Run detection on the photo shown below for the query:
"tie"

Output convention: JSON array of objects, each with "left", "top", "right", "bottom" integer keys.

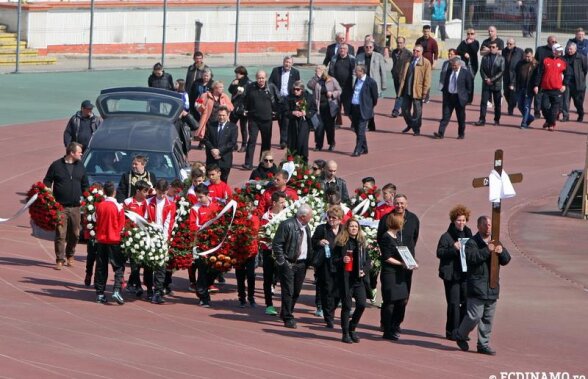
[
  {"left": 219, "top": 122, "right": 224, "bottom": 134},
  {"left": 450, "top": 71, "right": 457, "bottom": 93}
]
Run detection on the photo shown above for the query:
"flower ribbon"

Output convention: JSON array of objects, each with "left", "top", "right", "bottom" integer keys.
[
  {"left": 193, "top": 199, "right": 238, "bottom": 257},
  {"left": 351, "top": 198, "right": 371, "bottom": 216},
  {"left": 124, "top": 210, "right": 165, "bottom": 251},
  {"left": 0, "top": 194, "right": 38, "bottom": 223}
]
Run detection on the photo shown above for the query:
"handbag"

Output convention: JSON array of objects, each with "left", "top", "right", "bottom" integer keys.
[{"left": 309, "top": 113, "right": 323, "bottom": 131}]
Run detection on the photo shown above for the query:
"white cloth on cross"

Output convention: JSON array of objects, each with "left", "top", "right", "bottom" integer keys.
[{"left": 488, "top": 169, "right": 516, "bottom": 202}]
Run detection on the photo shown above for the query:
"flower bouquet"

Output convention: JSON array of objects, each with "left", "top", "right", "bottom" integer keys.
[
  {"left": 233, "top": 180, "right": 269, "bottom": 211},
  {"left": 26, "top": 182, "right": 63, "bottom": 232},
  {"left": 121, "top": 222, "right": 169, "bottom": 269},
  {"left": 282, "top": 154, "right": 323, "bottom": 198},
  {"left": 350, "top": 186, "right": 380, "bottom": 219},
  {"left": 168, "top": 196, "right": 194, "bottom": 270},
  {"left": 80, "top": 184, "right": 105, "bottom": 240},
  {"left": 194, "top": 208, "right": 235, "bottom": 272},
  {"left": 357, "top": 217, "right": 381, "bottom": 274}
]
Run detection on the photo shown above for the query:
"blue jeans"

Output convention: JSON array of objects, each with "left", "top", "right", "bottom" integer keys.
[{"left": 517, "top": 90, "right": 534, "bottom": 127}]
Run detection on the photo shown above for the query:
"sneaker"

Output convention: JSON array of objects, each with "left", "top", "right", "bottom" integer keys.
[
  {"left": 370, "top": 288, "right": 377, "bottom": 301},
  {"left": 315, "top": 307, "right": 324, "bottom": 318},
  {"left": 125, "top": 285, "right": 137, "bottom": 295},
  {"left": 208, "top": 285, "right": 219, "bottom": 293},
  {"left": 112, "top": 290, "right": 124, "bottom": 305},
  {"left": 284, "top": 320, "right": 297, "bottom": 329},
  {"left": 151, "top": 293, "right": 165, "bottom": 304},
  {"left": 66, "top": 257, "right": 75, "bottom": 267},
  {"left": 199, "top": 300, "right": 211, "bottom": 308},
  {"left": 55, "top": 261, "right": 63, "bottom": 270},
  {"left": 249, "top": 300, "right": 257, "bottom": 308},
  {"left": 96, "top": 294, "right": 107, "bottom": 304},
  {"left": 265, "top": 305, "right": 278, "bottom": 316},
  {"left": 135, "top": 286, "right": 144, "bottom": 297},
  {"left": 477, "top": 346, "right": 497, "bottom": 355},
  {"left": 239, "top": 300, "right": 247, "bottom": 308},
  {"left": 163, "top": 286, "right": 173, "bottom": 296}
]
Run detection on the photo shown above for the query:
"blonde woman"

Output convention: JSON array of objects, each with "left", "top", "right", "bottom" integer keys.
[{"left": 307, "top": 65, "right": 342, "bottom": 151}]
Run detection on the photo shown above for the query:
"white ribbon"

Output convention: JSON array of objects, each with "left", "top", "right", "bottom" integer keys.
[
  {"left": 488, "top": 169, "right": 516, "bottom": 203},
  {"left": 193, "top": 199, "right": 238, "bottom": 257},
  {"left": 282, "top": 161, "right": 296, "bottom": 181},
  {"left": 351, "top": 198, "right": 371, "bottom": 216},
  {"left": 124, "top": 210, "right": 165, "bottom": 250},
  {"left": 0, "top": 194, "right": 38, "bottom": 223}
]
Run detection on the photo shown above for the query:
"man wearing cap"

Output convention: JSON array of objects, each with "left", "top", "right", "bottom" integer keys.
[
  {"left": 533, "top": 43, "right": 571, "bottom": 131},
  {"left": 63, "top": 100, "right": 102, "bottom": 152}
]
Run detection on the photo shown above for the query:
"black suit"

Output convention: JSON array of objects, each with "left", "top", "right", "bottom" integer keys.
[
  {"left": 350, "top": 75, "right": 378, "bottom": 155},
  {"left": 438, "top": 67, "right": 474, "bottom": 138},
  {"left": 479, "top": 53, "right": 505, "bottom": 123},
  {"left": 203, "top": 121, "right": 238, "bottom": 182},
  {"left": 269, "top": 66, "right": 301, "bottom": 146},
  {"left": 323, "top": 43, "right": 356, "bottom": 66},
  {"left": 503, "top": 46, "right": 525, "bottom": 114}
]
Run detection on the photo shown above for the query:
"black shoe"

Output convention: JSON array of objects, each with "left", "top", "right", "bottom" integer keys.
[
  {"left": 477, "top": 346, "right": 496, "bottom": 355},
  {"left": 494, "top": 120, "right": 500, "bottom": 126},
  {"left": 382, "top": 332, "right": 399, "bottom": 341},
  {"left": 351, "top": 151, "right": 361, "bottom": 157},
  {"left": 446, "top": 332, "right": 455, "bottom": 341},
  {"left": 391, "top": 110, "right": 399, "bottom": 118},
  {"left": 238, "top": 146, "right": 246, "bottom": 153},
  {"left": 249, "top": 300, "right": 257, "bottom": 308},
  {"left": 577, "top": 115, "right": 584, "bottom": 122},
  {"left": 112, "top": 290, "right": 124, "bottom": 305},
  {"left": 239, "top": 300, "right": 247, "bottom": 308},
  {"left": 328, "top": 145, "right": 335, "bottom": 151},
  {"left": 96, "top": 294, "right": 107, "bottom": 304},
  {"left": 534, "top": 112, "right": 541, "bottom": 119},
  {"left": 325, "top": 320, "right": 334, "bottom": 329},
  {"left": 135, "top": 287, "right": 144, "bottom": 297},
  {"left": 314, "top": 146, "right": 322, "bottom": 151},
  {"left": 433, "top": 132, "right": 444, "bottom": 139},
  {"left": 284, "top": 320, "right": 297, "bottom": 329},
  {"left": 279, "top": 143, "right": 287, "bottom": 150},
  {"left": 474, "top": 120, "right": 486, "bottom": 126},
  {"left": 349, "top": 331, "right": 360, "bottom": 343},
  {"left": 508, "top": 110, "right": 514, "bottom": 116},
  {"left": 562, "top": 115, "right": 569, "bottom": 122},
  {"left": 457, "top": 135, "right": 465, "bottom": 140},
  {"left": 413, "top": 131, "right": 420, "bottom": 136},
  {"left": 84, "top": 273, "right": 92, "bottom": 287},
  {"left": 217, "top": 274, "right": 226, "bottom": 284},
  {"left": 151, "top": 293, "right": 165, "bottom": 304},
  {"left": 233, "top": 145, "right": 238, "bottom": 151},
  {"left": 401, "top": 127, "right": 411, "bottom": 134},
  {"left": 362, "top": 149, "right": 368, "bottom": 155},
  {"left": 145, "top": 290, "right": 154, "bottom": 301},
  {"left": 163, "top": 286, "right": 173, "bottom": 296},
  {"left": 242, "top": 164, "right": 253, "bottom": 170},
  {"left": 341, "top": 334, "right": 353, "bottom": 344}
]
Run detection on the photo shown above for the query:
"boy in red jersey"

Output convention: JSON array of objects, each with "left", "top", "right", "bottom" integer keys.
[
  {"left": 206, "top": 164, "right": 232, "bottom": 202},
  {"left": 123, "top": 180, "right": 150, "bottom": 297}
]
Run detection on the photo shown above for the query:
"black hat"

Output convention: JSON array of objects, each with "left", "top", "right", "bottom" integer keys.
[{"left": 81, "top": 100, "right": 94, "bottom": 109}]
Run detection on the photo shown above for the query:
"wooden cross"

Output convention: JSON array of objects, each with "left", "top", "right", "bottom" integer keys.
[{"left": 472, "top": 149, "right": 523, "bottom": 288}]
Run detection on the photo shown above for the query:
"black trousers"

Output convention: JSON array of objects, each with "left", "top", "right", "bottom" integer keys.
[
  {"left": 340, "top": 277, "right": 367, "bottom": 334},
  {"left": 396, "top": 271, "right": 412, "bottom": 326},
  {"left": 287, "top": 119, "right": 310, "bottom": 161},
  {"left": 314, "top": 104, "right": 336, "bottom": 149},
  {"left": 401, "top": 95, "right": 423, "bottom": 133},
  {"left": 245, "top": 118, "right": 273, "bottom": 167},
  {"left": 317, "top": 264, "right": 339, "bottom": 324},
  {"left": 369, "top": 270, "right": 378, "bottom": 292},
  {"left": 94, "top": 243, "right": 125, "bottom": 294},
  {"left": 504, "top": 85, "right": 517, "bottom": 113},
  {"left": 351, "top": 105, "right": 368, "bottom": 154},
  {"left": 220, "top": 166, "right": 231, "bottom": 184},
  {"left": 231, "top": 115, "right": 248, "bottom": 148},
  {"left": 85, "top": 239, "right": 98, "bottom": 276},
  {"left": 144, "top": 265, "right": 166, "bottom": 294},
  {"left": 438, "top": 93, "right": 467, "bottom": 137},
  {"left": 262, "top": 250, "right": 276, "bottom": 306},
  {"left": 443, "top": 279, "right": 467, "bottom": 335},
  {"left": 278, "top": 261, "right": 307, "bottom": 321},
  {"left": 196, "top": 258, "right": 218, "bottom": 303},
  {"left": 381, "top": 299, "right": 406, "bottom": 336},
  {"left": 236, "top": 256, "right": 256, "bottom": 303},
  {"left": 278, "top": 102, "right": 290, "bottom": 145},
  {"left": 127, "top": 257, "right": 142, "bottom": 288},
  {"left": 563, "top": 85, "right": 585, "bottom": 117},
  {"left": 188, "top": 262, "right": 196, "bottom": 284},
  {"left": 541, "top": 89, "right": 563, "bottom": 127},
  {"left": 479, "top": 87, "right": 502, "bottom": 122}
]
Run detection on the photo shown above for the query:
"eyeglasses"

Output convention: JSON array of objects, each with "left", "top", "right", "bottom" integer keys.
[
  {"left": 293, "top": 88, "right": 302, "bottom": 91},
  {"left": 263, "top": 159, "right": 274, "bottom": 163}
]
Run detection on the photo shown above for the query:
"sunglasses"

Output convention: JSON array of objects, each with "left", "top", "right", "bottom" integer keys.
[
  {"left": 467, "top": 32, "right": 475, "bottom": 35},
  {"left": 263, "top": 159, "right": 274, "bottom": 163},
  {"left": 312, "top": 166, "right": 320, "bottom": 170}
]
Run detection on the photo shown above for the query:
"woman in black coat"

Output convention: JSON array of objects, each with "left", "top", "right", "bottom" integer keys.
[
  {"left": 379, "top": 213, "right": 413, "bottom": 341},
  {"left": 436, "top": 204, "right": 472, "bottom": 340},
  {"left": 311, "top": 205, "right": 344, "bottom": 328},
  {"left": 333, "top": 218, "right": 371, "bottom": 344},
  {"left": 228, "top": 65, "right": 252, "bottom": 152},
  {"left": 249, "top": 150, "right": 278, "bottom": 181},
  {"left": 286, "top": 80, "right": 317, "bottom": 162}
]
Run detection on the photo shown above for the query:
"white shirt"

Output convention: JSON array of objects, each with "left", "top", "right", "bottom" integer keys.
[
  {"left": 296, "top": 219, "right": 308, "bottom": 260},
  {"left": 352, "top": 74, "right": 367, "bottom": 105},
  {"left": 155, "top": 196, "right": 165, "bottom": 226},
  {"left": 280, "top": 70, "right": 291, "bottom": 97}
]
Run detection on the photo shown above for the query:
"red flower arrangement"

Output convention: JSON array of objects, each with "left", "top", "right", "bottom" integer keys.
[
  {"left": 26, "top": 182, "right": 63, "bottom": 231},
  {"left": 350, "top": 186, "right": 380, "bottom": 218},
  {"left": 282, "top": 154, "right": 322, "bottom": 197},
  {"left": 168, "top": 196, "right": 194, "bottom": 270},
  {"left": 233, "top": 181, "right": 267, "bottom": 213},
  {"left": 80, "top": 184, "right": 105, "bottom": 240}
]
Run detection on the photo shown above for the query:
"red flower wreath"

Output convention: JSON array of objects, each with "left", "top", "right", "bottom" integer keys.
[{"left": 26, "top": 182, "right": 64, "bottom": 231}]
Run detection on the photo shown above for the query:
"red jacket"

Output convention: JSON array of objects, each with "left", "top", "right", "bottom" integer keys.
[
  {"left": 207, "top": 181, "right": 233, "bottom": 201},
  {"left": 95, "top": 197, "right": 126, "bottom": 244},
  {"left": 539, "top": 56, "right": 568, "bottom": 91},
  {"left": 257, "top": 186, "right": 299, "bottom": 213},
  {"left": 145, "top": 196, "right": 177, "bottom": 238},
  {"left": 375, "top": 201, "right": 395, "bottom": 220},
  {"left": 189, "top": 200, "right": 220, "bottom": 232},
  {"left": 123, "top": 197, "right": 148, "bottom": 217}
]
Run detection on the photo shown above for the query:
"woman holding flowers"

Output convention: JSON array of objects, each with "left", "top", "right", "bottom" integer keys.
[{"left": 286, "top": 81, "right": 317, "bottom": 161}]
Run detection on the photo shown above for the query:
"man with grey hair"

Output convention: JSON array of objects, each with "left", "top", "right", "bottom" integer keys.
[
  {"left": 324, "top": 32, "right": 355, "bottom": 67},
  {"left": 269, "top": 56, "right": 301, "bottom": 149},
  {"left": 390, "top": 36, "right": 412, "bottom": 117},
  {"left": 399, "top": 45, "right": 432, "bottom": 136},
  {"left": 562, "top": 41, "right": 587, "bottom": 122},
  {"left": 356, "top": 34, "right": 384, "bottom": 55},
  {"left": 272, "top": 203, "right": 314, "bottom": 328},
  {"left": 503, "top": 38, "right": 524, "bottom": 115},
  {"left": 356, "top": 40, "right": 387, "bottom": 131}
]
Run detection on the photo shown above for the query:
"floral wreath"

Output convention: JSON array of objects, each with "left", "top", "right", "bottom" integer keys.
[
  {"left": 121, "top": 222, "right": 170, "bottom": 269},
  {"left": 81, "top": 184, "right": 105, "bottom": 240},
  {"left": 350, "top": 186, "right": 380, "bottom": 219},
  {"left": 168, "top": 196, "right": 194, "bottom": 270},
  {"left": 26, "top": 182, "right": 63, "bottom": 231}
]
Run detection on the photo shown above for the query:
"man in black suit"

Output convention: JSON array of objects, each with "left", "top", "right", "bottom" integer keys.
[
  {"left": 475, "top": 41, "right": 505, "bottom": 126},
  {"left": 434, "top": 57, "right": 474, "bottom": 139},
  {"left": 503, "top": 38, "right": 524, "bottom": 115},
  {"left": 203, "top": 106, "right": 238, "bottom": 182},
  {"left": 323, "top": 32, "right": 356, "bottom": 67},
  {"left": 272, "top": 204, "right": 314, "bottom": 329},
  {"left": 329, "top": 44, "right": 356, "bottom": 119},
  {"left": 269, "top": 56, "right": 301, "bottom": 149},
  {"left": 349, "top": 64, "right": 378, "bottom": 157}
]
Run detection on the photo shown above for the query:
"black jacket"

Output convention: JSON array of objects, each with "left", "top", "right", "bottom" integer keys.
[
  {"left": 185, "top": 63, "right": 212, "bottom": 98},
  {"left": 63, "top": 111, "right": 102, "bottom": 150},
  {"left": 436, "top": 223, "right": 473, "bottom": 281},
  {"left": 564, "top": 53, "right": 588, "bottom": 91},
  {"left": 464, "top": 233, "right": 511, "bottom": 300},
  {"left": 480, "top": 53, "right": 506, "bottom": 91},
  {"left": 378, "top": 209, "right": 420, "bottom": 257},
  {"left": 513, "top": 58, "right": 538, "bottom": 95},
  {"left": 116, "top": 171, "right": 156, "bottom": 203},
  {"left": 268, "top": 66, "right": 301, "bottom": 97},
  {"left": 148, "top": 72, "right": 174, "bottom": 91},
  {"left": 228, "top": 76, "right": 252, "bottom": 120},
  {"left": 503, "top": 46, "right": 524, "bottom": 86},
  {"left": 456, "top": 39, "right": 480, "bottom": 76},
  {"left": 321, "top": 176, "right": 350, "bottom": 203},
  {"left": 249, "top": 164, "right": 278, "bottom": 180},
  {"left": 243, "top": 82, "right": 281, "bottom": 121},
  {"left": 323, "top": 43, "right": 356, "bottom": 66},
  {"left": 311, "top": 223, "right": 341, "bottom": 270},
  {"left": 333, "top": 237, "right": 371, "bottom": 284},
  {"left": 441, "top": 67, "right": 474, "bottom": 106},
  {"left": 43, "top": 157, "right": 89, "bottom": 207},
  {"left": 203, "top": 121, "right": 238, "bottom": 169},
  {"left": 272, "top": 217, "right": 313, "bottom": 266}
]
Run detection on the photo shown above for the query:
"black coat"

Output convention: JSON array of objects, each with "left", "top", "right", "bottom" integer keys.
[
  {"left": 243, "top": 82, "right": 281, "bottom": 122},
  {"left": 513, "top": 59, "right": 538, "bottom": 95},
  {"left": 43, "top": 157, "right": 89, "bottom": 207},
  {"left": 456, "top": 39, "right": 480, "bottom": 76},
  {"left": 272, "top": 217, "right": 313, "bottom": 266},
  {"left": 323, "top": 43, "right": 356, "bottom": 66},
  {"left": 377, "top": 209, "right": 420, "bottom": 257},
  {"left": 148, "top": 72, "right": 174, "bottom": 91},
  {"left": 378, "top": 232, "right": 409, "bottom": 301},
  {"left": 564, "top": 53, "right": 588, "bottom": 91},
  {"left": 203, "top": 121, "right": 238, "bottom": 169},
  {"left": 480, "top": 53, "right": 506, "bottom": 91},
  {"left": 249, "top": 164, "right": 278, "bottom": 180},
  {"left": 268, "top": 66, "right": 301, "bottom": 96},
  {"left": 320, "top": 176, "right": 350, "bottom": 203},
  {"left": 436, "top": 223, "right": 473, "bottom": 281},
  {"left": 63, "top": 111, "right": 102, "bottom": 150},
  {"left": 311, "top": 223, "right": 341, "bottom": 270},
  {"left": 503, "top": 46, "right": 525, "bottom": 87},
  {"left": 464, "top": 233, "right": 511, "bottom": 300},
  {"left": 333, "top": 237, "right": 371, "bottom": 291}
]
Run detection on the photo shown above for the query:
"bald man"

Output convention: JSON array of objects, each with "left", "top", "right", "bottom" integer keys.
[{"left": 502, "top": 38, "right": 524, "bottom": 115}]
